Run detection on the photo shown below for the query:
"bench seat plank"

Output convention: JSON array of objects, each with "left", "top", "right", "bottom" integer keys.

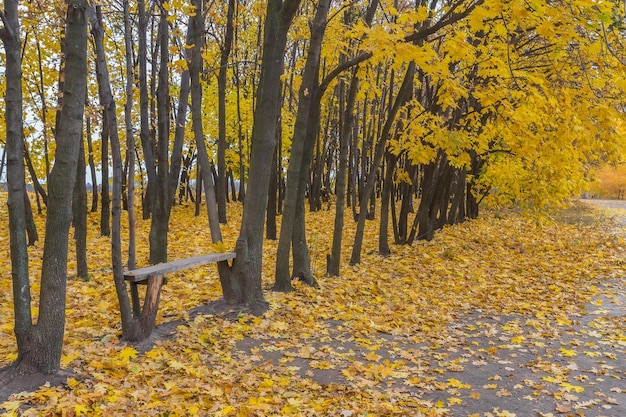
[{"left": 124, "top": 252, "right": 236, "bottom": 282}]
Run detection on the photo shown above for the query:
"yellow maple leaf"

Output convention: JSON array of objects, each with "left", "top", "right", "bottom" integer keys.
[
  {"left": 74, "top": 404, "right": 90, "bottom": 415},
  {"left": 118, "top": 346, "right": 137, "bottom": 362}
]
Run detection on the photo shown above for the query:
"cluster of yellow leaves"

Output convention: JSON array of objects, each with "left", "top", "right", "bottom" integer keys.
[{"left": 0, "top": 199, "right": 624, "bottom": 415}]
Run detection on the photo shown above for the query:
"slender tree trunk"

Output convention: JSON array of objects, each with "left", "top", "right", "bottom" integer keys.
[
  {"left": 379, "top": 151, "right": 397, "bottom": 255},
  {"left": 217, "top": 0, "right": 236, "bottom": 224},
  {"left": 266, "top": 145, "right": 278, "bottom": 240},
  {"left": 138, "top": 0, "right": 156, "bottom": 221},
  {"left": 326, "top": 72, "right": 358, "bottom": 276},
  {"left": 35, "top": 36, "right": 51, "bottom": 181},
  {"left": 123, "top": 0, "right": 136, "bottom": 270},
  {"left": 1, "top": 0, "right": 32, "bottom": 370},
  {"left": 22, "top": 144, "right": 48, "bottom": 209},
  {"left": 274, "top": 0, "right": 331, "bottom": 291},
  {"left": 85, "top": 103, "right": 98, "bottom": 212},
  {"left": 100, "top": 114, "right": 110, "bottom": 236},
  {"left": 73, "top": 134, "right": 88, "bottom": 279},
  {"left": 149, "top": 6, "right": 171, "bottom": 264},
  {"left": 187, "top": 0, "right": 239, "bottom": 301}
]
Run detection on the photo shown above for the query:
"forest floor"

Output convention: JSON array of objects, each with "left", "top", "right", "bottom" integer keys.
[{"left": 0, "top": 198, "right": 624, "bottom": 416}]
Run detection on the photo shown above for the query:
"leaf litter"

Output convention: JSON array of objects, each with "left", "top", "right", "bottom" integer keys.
[{"left": 0, "top": 200, "right": 624, "bottom": 416}]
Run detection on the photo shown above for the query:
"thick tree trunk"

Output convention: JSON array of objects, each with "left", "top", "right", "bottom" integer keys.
[
  {"left": 229, "top": 0, "right": 301, "bottom": 304},
  {"left": 12, "top": 0, "right": 88, "bottom": 374}
]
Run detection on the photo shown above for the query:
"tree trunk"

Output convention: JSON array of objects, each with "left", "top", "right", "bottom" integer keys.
[
  {"left": 378, "top": 151, "right": 397, "bottom": 255},
  {"left": 229, "top": 0, "right": 301, "bottom": 304},
  {"left": 2, "top": 0, "right": 33, "bottom": 371},
  {"left": 138, "top": 0, "right": 156, "bottom": 221},
  {"left": 148, "top": 8, "right": 170, "bottom": 264},
  {"left": 266, "top": 145, "right": 278, "bottom": 240},
  {"left": 99, "top": 112, "right": 110, "bottom": 236},
  {"left": 5, "top": 0, "right": 89, "bottom": 375},
  {"left": 123, "top": 0, "right": 136, "bottom": 270},
  {"left": 217, "top": 0, "right": 236, "bottom": 224},
  {"left": 22, "top": 142, "right": 48, "bottom": 210},
  {"left": 73, "top": 135, "right": 88, "bottom": 279},
  {"left": 274, "top": 0, "right": 331, "bottom": 292},
  {"left": 327, "top": 72, "right": 359, "bottom": 276},
  {"left": 85, "top": 104, "right": 98, "bottom": 212},
  {"left": 187, "top": 0, "right": 239, "bottom": 301}
]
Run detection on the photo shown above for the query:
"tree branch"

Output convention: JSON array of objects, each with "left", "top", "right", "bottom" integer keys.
[
  {"left": 0, "top": 10, "right": 13, "bottom": 41},
  {"left": 404, "top": 0, "right": 485, "bottom": 44}
]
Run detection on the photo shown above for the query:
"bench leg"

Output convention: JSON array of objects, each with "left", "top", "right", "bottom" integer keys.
[
  {"left": 130, "top": 282, "right": 141, "bottom": 319},
  {"left": 138, "top": 274, "right": 164, "bottom": 339}
]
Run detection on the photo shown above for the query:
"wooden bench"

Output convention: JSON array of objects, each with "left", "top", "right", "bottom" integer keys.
[{"left": 123, "top": 252, "right": 236, "bottom": 337}]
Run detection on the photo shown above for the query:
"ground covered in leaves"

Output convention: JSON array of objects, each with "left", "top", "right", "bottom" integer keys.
[{"left": 0, "top": 199, "right": 624, "bottom": 416}]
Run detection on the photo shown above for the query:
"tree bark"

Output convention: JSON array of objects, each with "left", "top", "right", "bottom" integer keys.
[
  {"left": 327, "top": 72, "right": 358, "bottom": 276},
  {"left": 274, "top": 0, "right": 331, "bottom": 291},
  {"left": 85, "top": 103, "right": 98, "bottom": 212},
  {"left": 187, "top": 0, "right": 239, "bottom": 301},
  {"left": 123, "top": 0, "right": 136, "bottom": 270},
  {"left": 138, "top": 0, "right": 156, "bottom": 221},
  {"left": 2, "top": 0, "right": 33, "bottom": 368},
  {"left": 229, "top": 0, "right": 301, "bottom": 304},
  {"left": 14, "top": 0, "right": 88, "bottom": 374},
  {"left": 379, "top": 150, "right": 397, "bottom": 255},
  {"left": 73, "top": 135, "right": 88, "bottom": 279}
]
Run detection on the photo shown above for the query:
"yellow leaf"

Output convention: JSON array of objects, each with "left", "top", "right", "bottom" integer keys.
[
  {"left": 212, "top": 240, "right": 228, "bottom": 253},
  {"left": 67, "top": 377, "right": 80, "bottom": 389},
  {"left": 118, "top": 346, "right": 137, "bottom": 361},
  {"left": 559, "top": 347, "right": 577, "bottom": 357},
  {"left": 559, "top": 382, "right": 584, "bottom": 393},
  {"left": 74, "top": 404, "right": 90, "bottom": 415}
]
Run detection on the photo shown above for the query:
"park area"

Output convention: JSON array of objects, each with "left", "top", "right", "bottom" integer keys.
[{"left": 0, "top": 198, "right": 623, "bottom": 416}]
